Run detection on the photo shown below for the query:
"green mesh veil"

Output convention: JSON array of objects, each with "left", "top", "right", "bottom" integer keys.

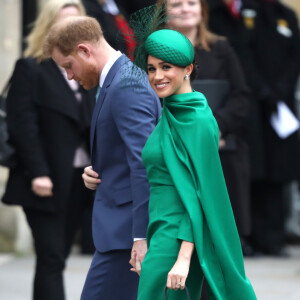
[
  {"left": 128, "top": 3, "right": 168, "bottom": 71},
  {"left": 120, "top": 2, "right": 168, "bottom": 87}
]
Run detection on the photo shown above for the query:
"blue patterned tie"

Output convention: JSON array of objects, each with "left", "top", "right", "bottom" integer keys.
[{"left": 96, "top": 86, "right": 101, "bottom": 102}]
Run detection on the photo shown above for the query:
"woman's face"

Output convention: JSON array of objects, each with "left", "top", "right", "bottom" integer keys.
[
  {"left": 167, "top": 0, "right": 202, "bottom": 31},
  {"left": 147, "top": 55, "right": 191, "bottom": 98},
  {"left": 56, "top": 5, "right": 81, "bottom": 22}
]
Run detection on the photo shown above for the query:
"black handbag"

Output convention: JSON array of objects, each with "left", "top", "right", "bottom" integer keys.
[
  {"left": 164, "top": 286, "right": 191, "bottom": 300},
  {"left": 0, "top": 78, "right": 16, "bottom": 168}
]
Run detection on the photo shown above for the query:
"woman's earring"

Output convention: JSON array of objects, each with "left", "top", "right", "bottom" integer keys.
[{"left": 184, "top": 74, "right": 190, "bottom": 80}]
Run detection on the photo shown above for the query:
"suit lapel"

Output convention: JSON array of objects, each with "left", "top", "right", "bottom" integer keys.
[
  {"left": 90, "top": 54, "right": 125, "bottom": 158},
  {"left": 90, "top": 87, "right": 107, "bottom": 152}
]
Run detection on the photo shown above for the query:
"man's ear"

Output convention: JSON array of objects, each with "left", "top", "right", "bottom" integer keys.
[{"left": 77, "top": 43, "right": 91, "bottom": 58}]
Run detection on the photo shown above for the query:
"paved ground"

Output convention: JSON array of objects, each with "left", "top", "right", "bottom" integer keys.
[{"left": 0, "top": 246, "right": 300, "bottom": 300}]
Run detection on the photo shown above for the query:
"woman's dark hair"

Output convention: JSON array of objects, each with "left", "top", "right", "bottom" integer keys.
[{"left": 190, "top": 59, "right": 198, "bottom": 81}]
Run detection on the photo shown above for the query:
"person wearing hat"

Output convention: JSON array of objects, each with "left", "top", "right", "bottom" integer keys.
[{"left": 130, "top": 28, "right": 256, "bottom": 300}]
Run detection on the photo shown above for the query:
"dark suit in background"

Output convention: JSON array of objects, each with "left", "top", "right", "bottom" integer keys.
[
  {"left": 243, "top": 0, "right": 300, "bottom": 254},
  {"left": 82, "top": 0, "right": 129, "bottom": 54},
  {"left": 2, "top": 57, "right": 95, "bottom": 300}
]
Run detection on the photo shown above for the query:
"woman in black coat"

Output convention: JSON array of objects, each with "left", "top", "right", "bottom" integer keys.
[
  {"left": 156, "top": 0, "right": 251, "bottom": 244},
  {"left": 2, "top": 1, "right": 95, "bottom": 299}
]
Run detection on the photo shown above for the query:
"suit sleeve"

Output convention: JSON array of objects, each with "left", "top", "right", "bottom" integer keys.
[
  {"left": 6, "top": 58, "right": 50, "bottom": 179},
  {"left": 111, "top": 80, "right": 160, "bottom": 239}
]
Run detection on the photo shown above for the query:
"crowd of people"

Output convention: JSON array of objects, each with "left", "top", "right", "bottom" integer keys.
[{"left": 1, "top": 0, "right": 299, "bottom": 299}]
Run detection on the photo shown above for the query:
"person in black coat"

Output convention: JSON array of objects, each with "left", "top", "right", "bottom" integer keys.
[
  {"left": 242, "top": 0, "right": 300, "bottom": 256},
  {"left": 82, "top": 0, "right": 130, "bottom": 55},
  {"left": 2, "top": 1, "right": 95, "bottom": 299},
  {"left": 207, "top": 0, "right": 257, "bottom": 70}
]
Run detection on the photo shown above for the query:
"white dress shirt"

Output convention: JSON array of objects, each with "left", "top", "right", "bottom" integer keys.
[{"left": 99, "top": 50, "right": 122, "bottom": 88}]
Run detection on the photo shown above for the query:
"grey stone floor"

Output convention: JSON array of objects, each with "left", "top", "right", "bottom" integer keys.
[{"left": 0, "top": 246, "right": 300, "bottom": 300}]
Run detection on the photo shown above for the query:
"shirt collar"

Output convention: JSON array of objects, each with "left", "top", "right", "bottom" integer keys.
[{"left": 99, "top": 50, "right": 122, "bottom": 88}]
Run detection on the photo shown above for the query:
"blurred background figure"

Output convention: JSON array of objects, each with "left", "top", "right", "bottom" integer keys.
[
  {"left": 121, "top": 0, "right": 157, "bottom": 15},
  {"left": 206, "top": 0, "right": 256, "bottom": 70},
  {"left": 82, "top": 0, "right": 134, "bottom": 57},
  {"left": 157, "top": 0, "right": 252, "bottom": 254},
  {"left": 241, "top": 0, "right": 300, "bottom": 256},
  {"left": 205, "top": 0, "right": 300, "bottom": 256},
  {"left": 1, "top": 0, "right": 95, "bottom": 299}
]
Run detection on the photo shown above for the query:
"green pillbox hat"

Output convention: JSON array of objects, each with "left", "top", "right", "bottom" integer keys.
[{"left": 145, "top": 29, "right": 195, "bottom": 67}]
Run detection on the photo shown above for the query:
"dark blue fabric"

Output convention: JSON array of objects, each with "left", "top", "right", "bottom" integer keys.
[
  {"left": 89, "top": 54, "right": 161, "bottom": 253},
  {"left": 81, "top": 250, "right": 139, "bottom": 300}
]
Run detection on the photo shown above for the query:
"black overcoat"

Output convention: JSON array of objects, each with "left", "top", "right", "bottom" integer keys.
[
  {"left": 2, "top": 58, "right": 95, "bottom": 212},
  {"left": 244, "top": 0, "right": 300, "bottom": 182},
  {"left": 195, "top": 39, "right": 251, "bottom": 235}
]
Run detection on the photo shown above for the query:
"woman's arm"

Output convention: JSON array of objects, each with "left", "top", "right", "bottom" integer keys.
[{"left": 167, "top": 241, "right": 195, "bottom": 290}]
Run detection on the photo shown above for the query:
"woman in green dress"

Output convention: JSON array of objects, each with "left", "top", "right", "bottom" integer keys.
[{"left": 130, "top": 29, "right": 256, "bottom": 299}]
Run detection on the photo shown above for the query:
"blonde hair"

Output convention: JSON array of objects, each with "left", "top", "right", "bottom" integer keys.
[
  {"left": 156, "top": 0, "right": 220, "bottom": 51},
  {"left": 24, "top": 0, "right": 85, "bottom": 61}
]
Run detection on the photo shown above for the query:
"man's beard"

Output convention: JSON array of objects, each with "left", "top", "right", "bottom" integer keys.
[{"left": 76, "top": 63, "right": 99, "bottom": 90}]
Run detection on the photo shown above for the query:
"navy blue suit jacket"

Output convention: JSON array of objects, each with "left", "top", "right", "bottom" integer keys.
[{"left": 90, "top": 55, "right": 161, "bottom": 252}]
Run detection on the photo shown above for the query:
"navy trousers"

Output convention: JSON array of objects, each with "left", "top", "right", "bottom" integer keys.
[{"left": 81, "top": 249, "right": 139, "bottom": 300}]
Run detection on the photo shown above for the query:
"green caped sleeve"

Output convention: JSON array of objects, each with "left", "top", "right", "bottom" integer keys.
[{"left": 177, "top": 213, "right": 194, "bottom": 243}]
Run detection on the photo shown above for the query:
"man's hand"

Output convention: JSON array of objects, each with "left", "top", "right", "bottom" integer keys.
[
  {"left": 129, "top": 240, "right": 147, "bottom": 275},
  {"left": 31, "top": 176, "right": 53, "bottom": 197},
  {"left": 82, "top": 166, "right": 101, "bottom": 190},
  {"left": 219, "top": 130, "right": 226, "bottom": 149}
]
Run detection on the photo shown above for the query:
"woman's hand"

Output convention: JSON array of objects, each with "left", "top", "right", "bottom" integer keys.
[
  {"left": 167, "top": 241, "right": 194, "bottom": 290},
  {"left": 167, "top": 257, "right": 190, "bottom": 290},
  {"left": 82, "top": 166, "right": 101, "bottom": 190},
  {"left": 31, "top": 176, "right": 53, "bottom": 197}
]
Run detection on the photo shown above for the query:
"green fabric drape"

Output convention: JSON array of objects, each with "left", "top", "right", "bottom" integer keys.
[{"left": 160, "top": 91, "right": 256, "bottom": 299}]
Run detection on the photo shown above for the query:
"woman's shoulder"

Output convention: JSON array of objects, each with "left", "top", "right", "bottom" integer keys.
[
  {"left": 15, "top": 56, "right": 38, "bottom": 67},
  {"left": 171, "top": 92, "right": 215, "bottom": 122},
  {"left": 13, "top": 57, "right": 40, "bottom": 77}
]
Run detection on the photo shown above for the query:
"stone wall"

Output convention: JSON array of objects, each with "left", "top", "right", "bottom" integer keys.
[{"left": 281, "top": 0, "right": 300, "bottom": 21}]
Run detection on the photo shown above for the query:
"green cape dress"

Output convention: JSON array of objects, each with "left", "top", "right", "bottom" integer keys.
[{"left": 138, "top": 91, "right": 256, "bottom": 300}]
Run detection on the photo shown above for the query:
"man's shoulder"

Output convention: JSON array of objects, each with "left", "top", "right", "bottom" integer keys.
[{"left": 111, "top": 60, "right": 155, "bottom": 98}]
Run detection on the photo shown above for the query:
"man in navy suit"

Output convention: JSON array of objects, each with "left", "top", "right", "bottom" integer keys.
[{"left": 44, "top": 16, "right": 161, "bottom": 299}]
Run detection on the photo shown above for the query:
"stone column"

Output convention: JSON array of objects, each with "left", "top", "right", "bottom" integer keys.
[{"left": 0, "top": 0, "right": 33, "bottom": 254}]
